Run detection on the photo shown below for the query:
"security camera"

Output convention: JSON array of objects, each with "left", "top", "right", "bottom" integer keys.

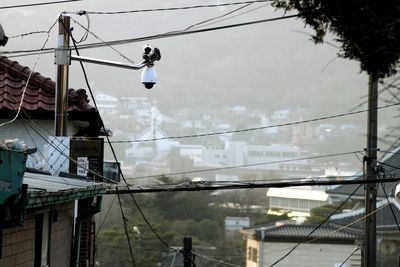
[
  {"left": 0, "top": 23, "right": 8, "bottom": 47},
  {"left": 143, "top": 45, "right": 161, "bottom": 62},
  {"left": 141, "top": 66, "right": 157, "bottom": 89},
  {"left": 143, "top": 44, "right": 152, "bottom": 54},
  {"left": 150, "top": 47, "right": 161, "bottom": 61}
]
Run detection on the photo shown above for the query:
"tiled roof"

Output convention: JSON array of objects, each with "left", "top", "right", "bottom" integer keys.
[
  {"left": 326, "top": 146, "right": 400, "bottom": 199},
  {"left": 242, "top": 223, "right": 360, "bottom": 242},
  {"left": 261, "top": 224, "right": 359, "bottom": 241},
  {"left": 0, "top": 55, "right": 97, "bottom": 120},
  {"left": 329, "top": 199, "right": 400, "bottom": 235}
]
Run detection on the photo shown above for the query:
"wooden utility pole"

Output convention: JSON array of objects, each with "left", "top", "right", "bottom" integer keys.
[
  {"left": 364, "top": 74, "right": 378, "bottom": 267},
  {"left": 55, "top": 15, "right": 70, "bottom": 136}
]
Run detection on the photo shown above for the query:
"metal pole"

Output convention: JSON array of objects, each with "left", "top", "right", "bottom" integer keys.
[
  {"left": 183, "top": 236, "right": 193, "bottom": 267},
  {"left": 55, "top": 15, "right": 70, "bottom": 136},
  {"left": 364, "top": 74, "right": 378, "bottom": 267}
]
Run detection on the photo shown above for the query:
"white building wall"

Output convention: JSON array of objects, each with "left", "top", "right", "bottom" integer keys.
[{"left": 246, "top": 239, "right": 360, "bottom": 267}]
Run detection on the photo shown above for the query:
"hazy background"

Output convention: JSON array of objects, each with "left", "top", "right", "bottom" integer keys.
[{"left": 1, "top": 0, "right": 398, "bottom": 175}]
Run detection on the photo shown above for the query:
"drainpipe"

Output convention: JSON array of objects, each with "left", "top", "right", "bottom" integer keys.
[
  {"left": 259, "top": 227, "right": 266, "bottom": 267},
  {"left": 72, "top": 196, "right": 102, "bottom": 267}
]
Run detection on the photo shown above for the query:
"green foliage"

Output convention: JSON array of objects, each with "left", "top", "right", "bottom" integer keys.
[
  {"left": 305, "top": 199, "right": 362, "bottom": 224},
  {"left": 273, "top": 0, "right": 400, "bottom": 77},
  {"left": 96, "top": 179, "right": 289, "bottom": 266}
]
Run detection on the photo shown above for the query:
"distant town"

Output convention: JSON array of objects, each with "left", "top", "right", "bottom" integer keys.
[{"left": 95, "top": 93, "right": 361, "bottom": 183}]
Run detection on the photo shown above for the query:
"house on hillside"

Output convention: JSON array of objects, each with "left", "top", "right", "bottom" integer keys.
[
  {"left": 0, "top": 55, "right": 103, "bottom": 153},
  {"left": 266, "top": 187, "right": 328, "bottom": 223},
  {"left": 241, "top": 224, "right": 361, "bottom": 267},
  {"left": 326, "top": 146, "right": 400, "bottom": 204},
  {"left": 95, "top": 93, "right": 118, "bottom": 115},
  {"left": 0, "top": 55, "right": 109, "bottom": 267},
  {"left": 0, "top": 149, "right": 106, "bottom": 267}
]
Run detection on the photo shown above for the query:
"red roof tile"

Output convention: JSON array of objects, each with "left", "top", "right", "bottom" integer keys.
[{"left": 0, "top": 55, "right": 97, "bottom": 120}]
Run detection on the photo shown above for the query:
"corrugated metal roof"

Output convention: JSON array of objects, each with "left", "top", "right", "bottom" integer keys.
[
  {"left": 24, "top": 172, "right": 103, "bottom": 192},
  {"left": 23, "top": 171, "right": 107, "bottom": 208}
]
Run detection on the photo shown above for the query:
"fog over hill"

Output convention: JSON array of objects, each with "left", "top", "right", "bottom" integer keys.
[{"left": 1, "top": 0, "right": 397, "bottom": 150}]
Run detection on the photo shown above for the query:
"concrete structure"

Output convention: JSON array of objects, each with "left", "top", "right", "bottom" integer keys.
[
  {"left": 267, "top": 187, "right": 328, "bottom": 221},
  {"left": 225, "top": 216, "right": 251, "bottom": 231},
  {"left": 0, "top": 169, "right": 105, "bottom": 267},
  {"left": 241, "top": 224, "right": 361, "bottom": 267}
]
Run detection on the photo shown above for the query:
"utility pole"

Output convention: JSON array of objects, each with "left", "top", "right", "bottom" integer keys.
[
  {"left": 54, "top": 15, "right": 70, "bottom": 136},
  {"left": 364, "top": 74, "right": 378, "bottom": 267},
  {"left": 183, "top": 236, "right": 193, "bottom": 267}
]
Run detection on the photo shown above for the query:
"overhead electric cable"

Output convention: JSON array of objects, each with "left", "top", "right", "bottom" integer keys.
[
  {"left": 108, "top": 177, "right": 400, "bottom": 194},
  {"left": 0, "top": 18, "right": 57, "bottom": 128},
  {"left": 109, "top": 102, "right": 400, "bottom": 144},
  {"left": 4, "top": 14, "right": 299, "bottom": 58},
  {"left": 183, "top": 2, "right": 254, "bottom": 31},
  {"left": 125, "top": 150, "right": 363, "bottom": 180},
  {"left": 194, "top": 2, "right": 271, "bottom": 29},
  {"left": 194, "top": 252, "right": 242, "bottom": 267},
  {"left": 270, "top": 184, "right": 362, "bottom": 266},
  {"left": 338, "top": 246, "right": 360, "bottom": 267},
  {"left": 261, "top": 202, "right": 391, "bottom": 258},
  {"left": 8, "top": 31, "right": 49, "bottom": 39},
  {"left": 70, "top": 17, "right": 134, "bottom": 63},
  {"left": 67, "top": 26, "right": 175, "bottom": 251},
  {"left": 0, "top": 0, "right": 82, "bottom": 10},
  {"left": 18, "top": 109, "right": 116, "bottom": 183},
  {"left": 71, "top": 0, "right": 271, "bottom": 15},
  {"left": 116, "top": 190, "right": 137, "bottom": 267},
  {"left": 377, "top": 170, "right": 400, "bottom": 232}
]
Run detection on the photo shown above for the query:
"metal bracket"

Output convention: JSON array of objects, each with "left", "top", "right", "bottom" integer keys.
[{"left": 54, "top": 48, "right": 71, "bottom": 65}]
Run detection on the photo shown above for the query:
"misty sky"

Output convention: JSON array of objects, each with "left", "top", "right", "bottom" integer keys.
[{"left": 0, "top": 0, "right": 398, "bottom": 151}]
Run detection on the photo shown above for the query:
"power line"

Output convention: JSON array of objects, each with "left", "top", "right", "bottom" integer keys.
[
  {"left": 108, "top": 102, "right": 400, "bottom": 144},
  {"left": 194, "top": 252, "right": 242, "bottom": 267},
  {"left": 338, "top": 246, "right": 360, "bottom": 267},
  {"left": 67, "top": 27, "right": 176, "bottom": 252},
  {"left": 116, "top": 189, "right": 137, "bottom": 267},
  {"left": 270, "top": 183, "right": 361, "bottom": 266},
  {"left": 70, "top": 0, "right": 271, "bottom": 15},
  {"left": 107, "top": 177, "right": 400, "bottom": 194},
  {"left": 0, "top": 0, "right": 82, "bottom": 10},
  {"left": 377, "top": 170, "right": 400, "bottom": 232},
  {"left": 125, "top": 150, "right": 363, "bottom": 180},
  {"left": 0, "top": 18, "right": 57, "bottom": 128},
  {"left": 261, "top": 201, "right": 391, "bottom": 259},
  {"left": 3, "top": 14, "right": 299, "bottom": 58}
]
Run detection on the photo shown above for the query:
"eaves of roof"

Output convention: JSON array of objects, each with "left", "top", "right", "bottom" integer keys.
[
  {"left": 24, "top": 172, "right": 107, "bottom": 208},
  {"left": 0, "top": 55, "right": 97, "bottom": 121}
]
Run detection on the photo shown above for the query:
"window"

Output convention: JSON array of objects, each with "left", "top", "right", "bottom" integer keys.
[
  {"left": 34, "top": 212, "right": 50, "bottom": 267},
  {"left": 248, "top": 247, "right": 258, "bottom": 263}
]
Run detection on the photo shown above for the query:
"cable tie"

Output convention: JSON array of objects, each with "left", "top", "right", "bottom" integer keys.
[{"left": 77, "top": 10, "right": 87, "bottom": 16}]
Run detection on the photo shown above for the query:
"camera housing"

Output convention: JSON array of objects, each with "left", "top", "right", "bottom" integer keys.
[
  {"left": 140, "top": 45, "right": 161, "bottom": 89},
  {"left": 141, "top": 66, "right": 157, "bottom": 89}
]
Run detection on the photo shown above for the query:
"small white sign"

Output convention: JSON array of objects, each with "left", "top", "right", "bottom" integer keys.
[{"left": 77, "top": 157, "right": 89, "bottom": 177}]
